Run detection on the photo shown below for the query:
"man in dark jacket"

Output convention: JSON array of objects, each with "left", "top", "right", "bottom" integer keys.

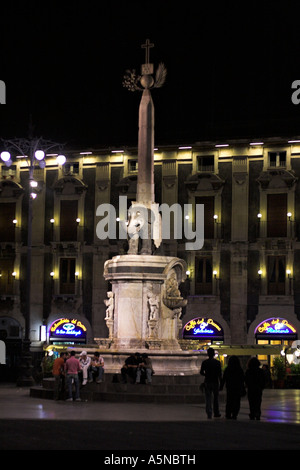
[
  {"left": 200, "top": 348, "right": 222, "bottom": 418},
  {"left": 121, "top": 353, "right": 142, "bottom": 383}
]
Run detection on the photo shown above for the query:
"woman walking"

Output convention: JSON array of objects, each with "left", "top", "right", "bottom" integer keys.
[
  {"left": 220, "top": 356, "right": 245, "bottom": 419},
  {"left": 245, "top": 357, "right": 265, "bottom": 420}
]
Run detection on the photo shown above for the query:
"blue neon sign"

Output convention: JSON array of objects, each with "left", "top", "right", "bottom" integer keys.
[
  {"left": 183, "top": 317, "right": 224, "bottom": 340},
  {"left": 255, "top": 317, "right": 297, "bottom": 338},
  {"left": 50, "top": 318, "right": 87, "bottom": 341}
]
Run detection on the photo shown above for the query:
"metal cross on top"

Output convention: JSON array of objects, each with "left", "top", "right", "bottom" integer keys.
[
  {"left": 141, "top": 39, "right": 154, "bottom": 75},
  {"left": 141, "top": 39, "right": 154, "bottom": 64}
]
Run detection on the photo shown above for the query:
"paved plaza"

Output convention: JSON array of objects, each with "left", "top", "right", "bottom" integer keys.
[{"left": 0, "top": 383, "right": 299, "bottom": 452}]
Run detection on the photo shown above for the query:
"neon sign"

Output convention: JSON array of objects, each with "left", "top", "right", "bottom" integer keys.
[
  {"left": 183, "top": 317, "right": 224, "bottom": 340},
  {"left": 255, "top": 317, "right": 297, "bottom": 339},
  {"left": 50, "top": 318, "right": 87, "bottom": 341}
]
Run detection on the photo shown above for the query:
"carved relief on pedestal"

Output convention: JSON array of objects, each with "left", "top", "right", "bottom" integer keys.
[
  {"left": 104, "top": 291, "right": 114, "bottom": 338},
  {"left": 163, "top": 272, "right": 187, "bottom": 312},
  {"left": 147, "top": 291, "right": 160, "bottom": 339}
]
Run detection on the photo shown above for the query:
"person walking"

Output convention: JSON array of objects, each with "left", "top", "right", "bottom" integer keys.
[
  {"left": 200, "top": 348, "right": 222, "bottom": 419},
  {"left": 65, "top": 350, "right": 82, "bottom": 401},
  {"left": 220, "top": 355, "right": 245, "bottom": 419},
  {"left": 245, "top": 356, "right": 265, "bottom": 420}
]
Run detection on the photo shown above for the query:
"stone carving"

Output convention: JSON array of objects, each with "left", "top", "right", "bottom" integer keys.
[
  {"left": 127, "top": 205, "right": 153, "bottom": 255},
  {"left": 147, "top": 292, "right": 160, "bottom": 320},
  {"left": 104, "top": 291, "right": 114, "bottom": 339},
  {"left": 104, "top": 291, "right": 114, "bottom": 319},
  {"left": 147, "top": 291, "right": 160, "bottom": 339},
  {"left": 163, "top": 272, "right": 187, "bottom": 310}
]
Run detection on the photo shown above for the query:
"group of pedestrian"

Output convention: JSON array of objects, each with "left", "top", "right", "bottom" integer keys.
[
  {"left": 52, "top": 350, "right": 105, "bottom": 401},
  {"left": 200, "top": 347, "right": 265, "bottom": 420},
  {"left": 121, "top": 352, "right": 154, "bottom": 384}
]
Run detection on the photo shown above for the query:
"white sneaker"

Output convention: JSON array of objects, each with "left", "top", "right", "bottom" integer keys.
[{"left": 82, "top": 380, "right": 87, "bottom": 385}]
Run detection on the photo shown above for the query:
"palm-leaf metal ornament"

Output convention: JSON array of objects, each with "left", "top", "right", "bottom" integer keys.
[{"left": 123, "top": 39, "right": 167, "bottom": 92}]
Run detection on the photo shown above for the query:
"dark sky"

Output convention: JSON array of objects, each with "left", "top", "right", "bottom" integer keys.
[{"left": 1, "top": 1, "right": 300, "bottom": 150}]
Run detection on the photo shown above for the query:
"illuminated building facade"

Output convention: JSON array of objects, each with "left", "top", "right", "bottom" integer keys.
[{"left": 1, "top": 137, "right": 300, "bottom": 373}]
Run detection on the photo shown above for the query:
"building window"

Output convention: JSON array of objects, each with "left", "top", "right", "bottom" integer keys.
[
  {"left": 128, "top": 160, "right": 138, "bottom": 172},
  {"left": 195, "top": 256, "right": 212, "bottom": 295},
  {"left": 60, "top": 200, "right": 78, "bottom": 241},
  {"left": 0, "top": 259, "right": 15, "bottom": 295},
  {"left": 1, "top": 165, "right": 16, "bottom": 179},
  {"left": 59, "top": 258, "right": 76, "bottom": 295},
  {"left": 267, "top": 256, "right": 286, "bottom": 295},
  {"left": 268, "top": 151, "right": 286, "bottom": 168},
  {"left": 267, "top": 193, "right": 287, "bottom": 237},
  {"left": 0, "top": 203, "right": 16, "bottom": 242},
  {"left": 63, "top": 162, "right": 79, "bottom": 175},
  {"left": 195, "top": 196, "right": 214, "bottom": 239},
  {"left": 197, "top": 155, "right": 214, "bottom": 172}
]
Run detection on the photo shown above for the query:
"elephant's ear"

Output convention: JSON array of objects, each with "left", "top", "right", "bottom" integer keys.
[{"left": 151, "top": 203, "right": 162, "bottom": 249}]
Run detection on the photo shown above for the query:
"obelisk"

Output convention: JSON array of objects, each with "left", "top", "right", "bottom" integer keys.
[
  {"left": 103, "top": 41, "right": 192, "bottom": 368},
  {"left": 137, "top": 39, "right": 155, "bottom": 205}
]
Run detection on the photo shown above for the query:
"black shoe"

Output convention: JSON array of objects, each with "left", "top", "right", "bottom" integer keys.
[{"left": 214, "top": 414, "right": 221, "bottom": 418}]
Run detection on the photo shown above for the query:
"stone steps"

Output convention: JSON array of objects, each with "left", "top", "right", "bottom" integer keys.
[{"left": 30, "top": 373, "right": 207, "bottom": 404}]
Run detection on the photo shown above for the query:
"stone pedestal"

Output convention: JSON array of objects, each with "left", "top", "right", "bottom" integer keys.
[{"left": 103, "top": 255, "right": 187, "bottom": 351}]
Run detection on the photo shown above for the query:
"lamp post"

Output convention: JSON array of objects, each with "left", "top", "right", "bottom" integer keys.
[{"left": 1, "top": 136, "right": 65, "bottom": 385}]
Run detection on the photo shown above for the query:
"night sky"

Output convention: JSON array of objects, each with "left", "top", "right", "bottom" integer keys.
[{"left": 1, "top": 1, "right": 300, "bottom": 150}]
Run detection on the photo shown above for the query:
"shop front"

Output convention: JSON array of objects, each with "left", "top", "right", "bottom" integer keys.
[
  {"left": 44, "top": 317, "right": 88, "bottom": 359},
  {"left": 182, "top": 317, "right": 224, "bottom": 348},
  {"left": 255, "top": 317, "right": 297, "bottom": 363},
  {"left": 254, "top": 317, "right": 298, "bottom": 384}
]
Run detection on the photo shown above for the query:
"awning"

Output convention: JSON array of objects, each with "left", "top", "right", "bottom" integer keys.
[{"left": 209, "top": 344, "right": 284, "bottom": 356}]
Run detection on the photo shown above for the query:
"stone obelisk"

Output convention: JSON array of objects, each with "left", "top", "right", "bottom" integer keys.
[
  {"left": 137, "top": 39, "right": 155, "bottom": 205},
  {"left": 102, "top": 41, "right": 198, "bottom": 375}
]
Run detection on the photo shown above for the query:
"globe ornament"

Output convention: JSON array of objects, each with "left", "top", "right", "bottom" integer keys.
[
  {"left": 122, "top": 39, "right": 167, "bottom": 92},
  {"left": 140, "top": 74, "right": 154, "bottom": 89}
]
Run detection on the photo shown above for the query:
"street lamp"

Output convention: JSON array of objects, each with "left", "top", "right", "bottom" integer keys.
[{"left": 1, "top": 136, "right": 65, "bottom": 385}]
